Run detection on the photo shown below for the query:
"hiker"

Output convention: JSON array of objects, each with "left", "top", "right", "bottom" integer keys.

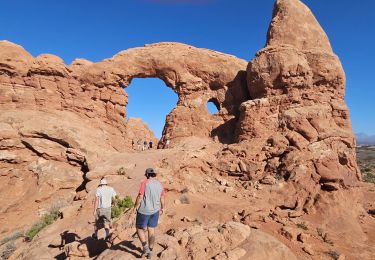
[
  {"left": 149, "top": 141, "right": 153, "bottom": 149},
  {"left": 92, "top": 178, "right": 116, "bottom": 240},
  {"left": 137, "top": 139, "right": 142, "bottom": 151},
  {"left": 132, "top": 139, "right": 135, "bottom": 149},
  {"left": 134, "top": 168, "right": 165, "bottom": 259},
  {"left": 143, "top": 140, "right": 148, "bottom": 151},
  {"left": 165, "top": 139, "right": 170, "bottom": 149}
]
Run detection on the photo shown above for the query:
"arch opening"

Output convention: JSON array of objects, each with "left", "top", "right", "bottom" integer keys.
[
  {"left": 207, "top": 98, "right": 220, "bottom": 115},
  {"left": 124, "top": 78, "right": 178, "bottom": 149}
]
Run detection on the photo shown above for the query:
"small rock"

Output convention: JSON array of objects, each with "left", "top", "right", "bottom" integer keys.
[
  {"left": 279, "top": 227, "right": 299, "bottom": 241},
  {"left": 174, "top": 199, "right": 181, "bottom": 205},
  {"left": 288, "top": 210, "right": 304, "bottom": 218},
  {"left": 229, "top": 164, "right": 237, "bottom": 172},
  {"left": 297, "top": 233, "right": 309, "bottom": 243},
  {"left": 239, "top": 160, "right": 247, "bottom": 172},
  {"left": 260, "top": 175, "right": 276, "bottom": 185},
  {"left": 302, "top": 245, "right": 314, "bottom": 255},
  {"left": 227, "top": 248, "right": 247, "bottom": 259},
  {"left": 232, "top": 214, "right": 240, "bottom": 221},
  {"left": 238, "top": 210, "right": 246, "bottom": 217},
  {"left": 224, "top": 187, "right": 234, "bottom": 193},
  {"left": 181, "top": 216, "right": 194, "bottom": 222},
  {"left": 179, "top": 194, "right": 191, "bottom": 204},
  {"left": 218, "top": 186, "right": 226, "bottom": 192},
  {"left": 248, "top": 222, "right": 260, "bottom": 229},
  {"left": 338, "top": 254, "right": 346, "bottom": 260},
  {"left": 321, "top": 182, "right": 340, "bottom": 191},
  {"left": 225, "top": 181, "right": 234, "bottom": 187}
]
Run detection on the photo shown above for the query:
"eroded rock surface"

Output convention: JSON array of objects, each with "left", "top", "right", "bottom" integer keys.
[{"left": 0, "top": 0, "right": 370, "bottom": 259}]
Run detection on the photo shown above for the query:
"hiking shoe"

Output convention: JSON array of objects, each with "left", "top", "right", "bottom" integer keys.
[
  {"left": 146, "top": 252, "right": 152, "bottom": 259},
  {"left": 104, "top": 234, "right": 112, "bottom": 242},
  {"left": 142, "top": 246, "right": 151, "bottom": 257},
  {"left": 91, "top": 233, "right": 98, "bottom": 240}
]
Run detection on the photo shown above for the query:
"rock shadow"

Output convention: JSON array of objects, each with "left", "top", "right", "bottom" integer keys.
[
  {"left": 53, "top": 234, "right": 109, "bottom": 259},
  {"left": 111, "top": 239, "right": 143, "bottom": 258},
  {"left": 211, "top": 70, "right": 249, "bottom": 144}
]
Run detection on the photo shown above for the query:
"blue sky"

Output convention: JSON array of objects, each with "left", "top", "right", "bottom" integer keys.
[{"left": 1, "top": 0, "right": 374, "bottom": 138}]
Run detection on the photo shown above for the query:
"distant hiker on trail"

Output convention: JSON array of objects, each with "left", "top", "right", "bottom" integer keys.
[
  {"left": 137, "top": 139, "right": 142, "bottom": 151},
  {"left": 132, "top": 139, "right": 135, "bottom": 149},
  {"left": 134, "top": 168, "right": 165, "bottom": 259},
  {"left": 143, "top": 140, "right": 148, "bottom": 151},
  {"left": 165, "top": 139, "right": 170, "bottom": 149},
  {"left": 92, "top": 178, "right": 116, "bottom": 241},
  {"left": 149, "top": 141, "right": 153, "bottom": 149}
]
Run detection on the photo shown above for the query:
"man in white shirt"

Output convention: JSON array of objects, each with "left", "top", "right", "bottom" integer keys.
[{"left": 92, "top": 178, "right": 116, "bottom": 240}]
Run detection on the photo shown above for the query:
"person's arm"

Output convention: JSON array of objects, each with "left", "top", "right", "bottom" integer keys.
[
  {"left": 134, "top": 193, "right": 144, "bottom": 212},
  {"left": 112, "top": 189, "right": 117, "bottom": 205},
  {"left": 134, "top": 180, "right": 146, "bottom": 212},
  {"left": 160, "top": 194, "right": 165, "bottom": 215},
  {"left": 93, "top": 196, "right": 99, "bottom": 217}
]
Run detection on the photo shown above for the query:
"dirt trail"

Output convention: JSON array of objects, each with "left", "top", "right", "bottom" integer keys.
[{"left": 108, "top": 148, "right": 176, "bottom": 199}]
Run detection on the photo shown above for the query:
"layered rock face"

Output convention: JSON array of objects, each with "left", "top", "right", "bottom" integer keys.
[
  {"left": 226, "top": 0, "right": 359, "bottom": 213},
  {"left": 126, "top": 118, "right": 158, "bottom": 148},
  {"left": 0, "top": 41, "right": 247, "bottom": 231},
  {"left": 0, "top": 0, "right": 362, "bottom": 256}
]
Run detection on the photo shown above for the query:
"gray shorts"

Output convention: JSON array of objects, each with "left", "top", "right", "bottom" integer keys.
[{"left": 96, "top": 208, "right": 111, "bottom": 227}]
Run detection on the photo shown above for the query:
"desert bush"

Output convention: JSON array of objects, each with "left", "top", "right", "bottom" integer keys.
[
  {"left": 180, "top": 194, "right": 191, "bottom": 204},
  {"left": 326, "top": 249, "right": 340, "bottom": 260},
  {"left": 0, "top": 231, "right": 23, "bottom": 246},
  {"left": 117, "top": 167, "right": 126, "bottom": 176},
  {"left": 0, "top": 242, "right": 16, "bottom": 259},
  {"left": 25, "top": 208, "right": 61, "bottom": 240},
  {"left": 296, "top": 222, "right": 308, "bottom": 230},
  {"left": 316, "top": 227, "right": 334, "bottom": 245},
  {"left": 111, "top": 196, "right": 134, "bottom": 219},
  {"left": 363, "top": 171, "right": 375, "bottom": 183}
]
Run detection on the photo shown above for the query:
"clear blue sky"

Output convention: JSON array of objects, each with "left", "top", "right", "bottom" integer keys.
[{"left": 1, "top": 0, "right": 374, "bottom": 138}]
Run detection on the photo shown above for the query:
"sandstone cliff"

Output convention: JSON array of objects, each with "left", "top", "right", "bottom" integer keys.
[{"left": 0, "top": 0, "right": 373, "bottom": 259}]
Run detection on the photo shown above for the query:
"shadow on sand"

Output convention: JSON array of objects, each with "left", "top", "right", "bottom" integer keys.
[{"left": 51, "top": 231, "right": 143, "bottom": 259}]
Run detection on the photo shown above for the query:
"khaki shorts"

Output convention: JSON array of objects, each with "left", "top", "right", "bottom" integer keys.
[{"left": 96, "top": 208, "right": 111, "bottom": 228}]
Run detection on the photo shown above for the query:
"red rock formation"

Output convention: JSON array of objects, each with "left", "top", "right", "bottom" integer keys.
[
  {"left": 0, "top": 1, "right": 369, "bottom": 259},
  {"left": 126, "top": 118, "right": 158, "bottom": 149}
]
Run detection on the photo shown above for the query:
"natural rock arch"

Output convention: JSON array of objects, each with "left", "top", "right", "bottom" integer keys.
[{"left": 79, "top": 42, "right": 249, "bottom": 145}]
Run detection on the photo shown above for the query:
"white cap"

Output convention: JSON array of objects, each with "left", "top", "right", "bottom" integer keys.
[{"left": 100, "top": 179, "right": 107, "bottom": 185}]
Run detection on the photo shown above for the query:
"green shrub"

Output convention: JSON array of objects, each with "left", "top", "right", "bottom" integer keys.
[
  {"left": 0, "top": 242, "right": 16, "bottom": 259},
  {"left": 296, "top": 222, "right": 308, "bottom": 230},
  {"left": 111, "top": 196, "right": 134, "bottom": 219},
  {"left": 180, "top": 194, "right": 191, "bottom": 204},
  {"left": 25, "top": 208, "right": 61, "bottom": 240},
  {"left": 316, "top": 227, "right": 324, "bottom": 237},
  {"left": 117, "top": 167, "right": 126, "bottom": 176},
  {"left": 363, "top": 171, "right": 375, "bottom": 183},
  {"left": 326, "top": 250, "right": 340, "bottom": 260},
  {"left": 0, "top": 231, "right": 23, "bottom": 246}
]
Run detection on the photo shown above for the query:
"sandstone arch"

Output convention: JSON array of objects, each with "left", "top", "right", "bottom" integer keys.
[{"left": 79, "top": 42, "right": 249, "bottom": 145}]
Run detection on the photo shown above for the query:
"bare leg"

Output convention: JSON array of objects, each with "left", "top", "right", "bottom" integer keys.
[
  {"left": 137, "top": 228, "right": 147, "bottom": 244},
  {"left": 147, "top": 227, "right": 155, "bottom": 250},
  {"left": 137, "top": 228, "right": 150, "bottom": 255},
  {"left": 104, "top": 223, "right": 110, "bottom": 238}
]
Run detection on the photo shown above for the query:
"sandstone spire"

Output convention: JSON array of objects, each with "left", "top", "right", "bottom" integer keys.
[{"left": 266, "top": 0, "right": 332, "bottom": 52}]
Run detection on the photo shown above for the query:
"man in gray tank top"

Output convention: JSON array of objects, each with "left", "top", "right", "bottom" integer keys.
[{"left": 134, "top": 168, "right": 165, "bottom": 259}]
